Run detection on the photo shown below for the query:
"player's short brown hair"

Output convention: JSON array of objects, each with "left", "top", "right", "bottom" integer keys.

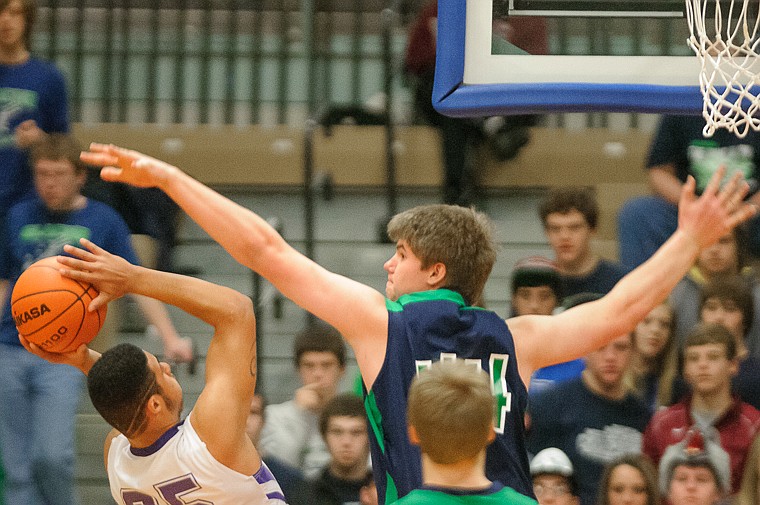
[
  {"left": 30, "top": 133, "right": 87, "bottom": 174},
  {"left": 0, "top": 0, "right": 37, "bottom": 48},
  {"left": 387, "top": 205, "right": 497, "bottom": 306},
  {"left": 407, "top": 360, "right": 494, "bottom": 464},
  {"left": 539, "top": 186, "right": 599, "bottom": 229}
]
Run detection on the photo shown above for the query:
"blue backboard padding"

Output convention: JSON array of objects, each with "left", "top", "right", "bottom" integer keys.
[{"left": 433, "top": 0, "right": 703, "bottom": 116}]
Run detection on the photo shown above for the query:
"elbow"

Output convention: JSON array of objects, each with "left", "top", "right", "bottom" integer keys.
[{"left": 217, "top": 292, "right": 255, "bottom": 328}]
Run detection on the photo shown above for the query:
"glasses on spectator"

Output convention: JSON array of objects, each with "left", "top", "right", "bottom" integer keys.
[{"left": 534, "top": 483, "right": 571, "bottom": 498}]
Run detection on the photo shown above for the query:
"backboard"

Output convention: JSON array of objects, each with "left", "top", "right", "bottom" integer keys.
[{"left": 433, "top": 0, "right": 704, "bottom": 117}]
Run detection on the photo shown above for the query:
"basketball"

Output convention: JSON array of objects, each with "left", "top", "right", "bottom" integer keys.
[{"left": 11, "top": 256, "right": 107, "bottom": 353}]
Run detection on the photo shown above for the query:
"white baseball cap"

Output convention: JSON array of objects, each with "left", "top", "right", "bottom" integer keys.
[{"left": 530, "top": 448, "right": 574, "bottom": 477}]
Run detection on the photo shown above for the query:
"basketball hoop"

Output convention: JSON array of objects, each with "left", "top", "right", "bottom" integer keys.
[{"left": 686, "top": 0, "right": 760, "bottom": 138}]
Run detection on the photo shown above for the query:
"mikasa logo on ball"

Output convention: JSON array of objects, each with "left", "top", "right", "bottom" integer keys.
[{"left": 12, "top": 303, "right": 51, "bottom": 326}]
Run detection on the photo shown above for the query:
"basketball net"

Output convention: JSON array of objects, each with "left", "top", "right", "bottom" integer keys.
[{"left": 686, "top": 0, "right": 760, "bottom": 138}]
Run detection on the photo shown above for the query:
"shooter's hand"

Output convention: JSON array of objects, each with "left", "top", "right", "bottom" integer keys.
[
  {"left": 18, "top": 334, "right": 97, "bottom": 374},
  {"left": 57, "top": 238, "right": 136, "bottom": 311}
]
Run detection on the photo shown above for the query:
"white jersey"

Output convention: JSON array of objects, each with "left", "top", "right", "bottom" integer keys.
[{"left": 107, "top": 415, "right": 287, "bottom": 505}]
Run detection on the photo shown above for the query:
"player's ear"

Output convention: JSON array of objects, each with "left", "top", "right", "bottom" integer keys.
[
  {"left": 427, "top": 262, "right": 446, "bottom": 286},
  {"left": 407, "top": 425, "right": 420, "bottom": 446},
  {"left": 146, "top": 394, "right": 163, "bottom": 416}
]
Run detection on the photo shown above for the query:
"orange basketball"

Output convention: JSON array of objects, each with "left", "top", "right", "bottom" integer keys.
[{"left": 11, "top": 256, "right": 107, "bottom": 353}]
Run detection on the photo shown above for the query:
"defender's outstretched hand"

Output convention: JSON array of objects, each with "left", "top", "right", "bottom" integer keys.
[
  {"left": 56, "top": 238, "right": 137, "bottom": 311},
  {"left": 677, "top": 167, "right": 756, "bottom": 249},
  {"left": 80, "top": 143, "right": 177, "bottom": 189}
]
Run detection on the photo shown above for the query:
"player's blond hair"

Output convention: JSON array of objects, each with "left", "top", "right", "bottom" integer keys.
[
  {"left": 407, "top": 360, "right": 494, "bottom": 464},
  {"left": 387, "top": 205, "right": 496, "bottom": 306}
]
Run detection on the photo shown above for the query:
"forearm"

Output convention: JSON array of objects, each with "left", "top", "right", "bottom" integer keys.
[
  {"left": 125, "top": 266, "right": 251, "bottom": 329},
  {"left": 606, "top": 229, "right": 700, "bottom": 329},
  {"left": 159, "top": 168, "right": 285, "bottom": 272},
  {"left": 131, "top": 295, "right": 183, "bottom": 345}
]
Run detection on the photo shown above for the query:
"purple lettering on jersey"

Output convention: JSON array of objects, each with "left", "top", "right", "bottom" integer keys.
[{"left": 121, "top": 474, "right": 212, "bottom": 505}]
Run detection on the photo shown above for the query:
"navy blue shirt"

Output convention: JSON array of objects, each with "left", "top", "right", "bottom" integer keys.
[
  {"left": 559, "top": 259, "right": 626, "bottom": 300},
  {"left": 0, "top": 58, "right": 69, "bottom": 219},
  {"left": 366, "top": 289, "right": 532, "bottom": 504},
  {"left": 527, "top": 378, "right": 651, "bottom": 505}
]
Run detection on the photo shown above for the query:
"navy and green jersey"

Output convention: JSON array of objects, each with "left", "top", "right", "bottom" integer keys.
[
  {"left": 392, "top": 482, "right": 538, "bottom": 505},
  {"left": 366, "top": 289, "right": 533, "bottom": 504}
]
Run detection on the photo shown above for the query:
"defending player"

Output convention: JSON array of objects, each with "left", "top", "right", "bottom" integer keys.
[
  {"left": 19, "top": 238, "right": 286, "bottom": 505},
  {"left": 80, "top": 144, "right": 755, "bottom": 504}
]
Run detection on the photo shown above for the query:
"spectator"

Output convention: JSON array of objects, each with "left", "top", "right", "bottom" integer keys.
[
  {"left": 596, "top": 454, "right": 659, "bottom": 505},
  {"left": 307, "top": 393, "right": 371, "bottom": 505},
  {"left": 0, "top": 0, "right": 69, "bottom": 225},
  {"left": 530, "top": 447, "right": 580, "bottom": 505},
  {"left": 527, "top": 332, "right": 651, "bottom": 505},
  {"left": 246, "top": 393, "right": 307, "bottom": 504},
  {"left": 404, "top": 1, "right": 544, "bottom": 207},
  {"left": 628, "top": 302, "right": 677, "bottom": 412},
  {"left": 260, "top": 321, "right": 347, "bottom": 478},
  {"left": 659, "top": 428, "right": 731, "bottom": 505},
  {"left": 698, "top": 277, "right": 760, "bottom": 410},
  {"left": 736, "top": 433, "right": 760, "bottom": 505},
  {"left": 510, "top": 256, "right": 561, "bottom": 318},
  {"left": 394, "top": 360, "right": 538, "bottom": 505},
  {"left": 539, "top": 187, "right": 627, "bottom": 300},
  {"left": 668, "top": 228, "right": 760, "bottom": 356},
  {"left": 0, "top": 134, "right": 192, "bottom": 505},
  {"left": 516, "top": 281, "right": 586, "bottom": 398},
  {"left": 642, "top": 323, "right": 760, "bottom": 495},
  {"left": 618, "top": 114, "right": 760, "bottom": 272}
]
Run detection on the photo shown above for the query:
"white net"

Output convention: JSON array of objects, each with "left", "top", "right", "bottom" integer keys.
[{"left": 686, "top": 0, "right": 760, "bottom": 137}]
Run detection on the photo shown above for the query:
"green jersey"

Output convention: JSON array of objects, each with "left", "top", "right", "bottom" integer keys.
[{"left": 393, "top": 483, "right": 538, "bottom": 505}]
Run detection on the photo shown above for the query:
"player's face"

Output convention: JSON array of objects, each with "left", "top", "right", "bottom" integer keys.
[
  {"left": 324, "top": 415, "right": 369, "bottom": 472},
  {"left": 512, "top": 286, "right": 557, "bottom": 316},
  {"left": 584, "top": 334, "right": 632, "bottom": 389},
  {"left": 697, "top": 233, "right": 738, "bottom": 277},
  {"left": 383, "top": 240, "right": 437, "bottom": 300},
  {"left": 245, "top": 395, "right": 265, "bottom": 445},
  {"left": 607, "top": 464, "right": 648, "bottom": 505},
  {"left": 298, "top": 351, "right": 344, "bottom": 391},
  {"left": 667, "top": 466, "right": 721, "bottom": 505},
  {"left": 700, "top": 297, "right": 745, "bottom": 340},
  {"left": 146, "top": 351, "right": 184, "bottom": 420},
  {"left": 34, "top": 158, "right": 86, "bottom": 212},
  {"left": 634, "top": 304, "right": 672, "bottom": 360},
  {"left": 0, "top": 0, "right": 25, "bottom": 53},
  {"left": 683, "top": 343, "right": 736, "bottom": 396},
  {"left": 544, "top": 210, "right": 593, "bottom": 269},
  {"left": 533, "top": 474, "right": 578, "bottom": 505}
]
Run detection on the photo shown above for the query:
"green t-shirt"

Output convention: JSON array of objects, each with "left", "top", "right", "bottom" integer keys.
[{"left": 393, "top": 484, "right": 538, "bottom": 505}]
